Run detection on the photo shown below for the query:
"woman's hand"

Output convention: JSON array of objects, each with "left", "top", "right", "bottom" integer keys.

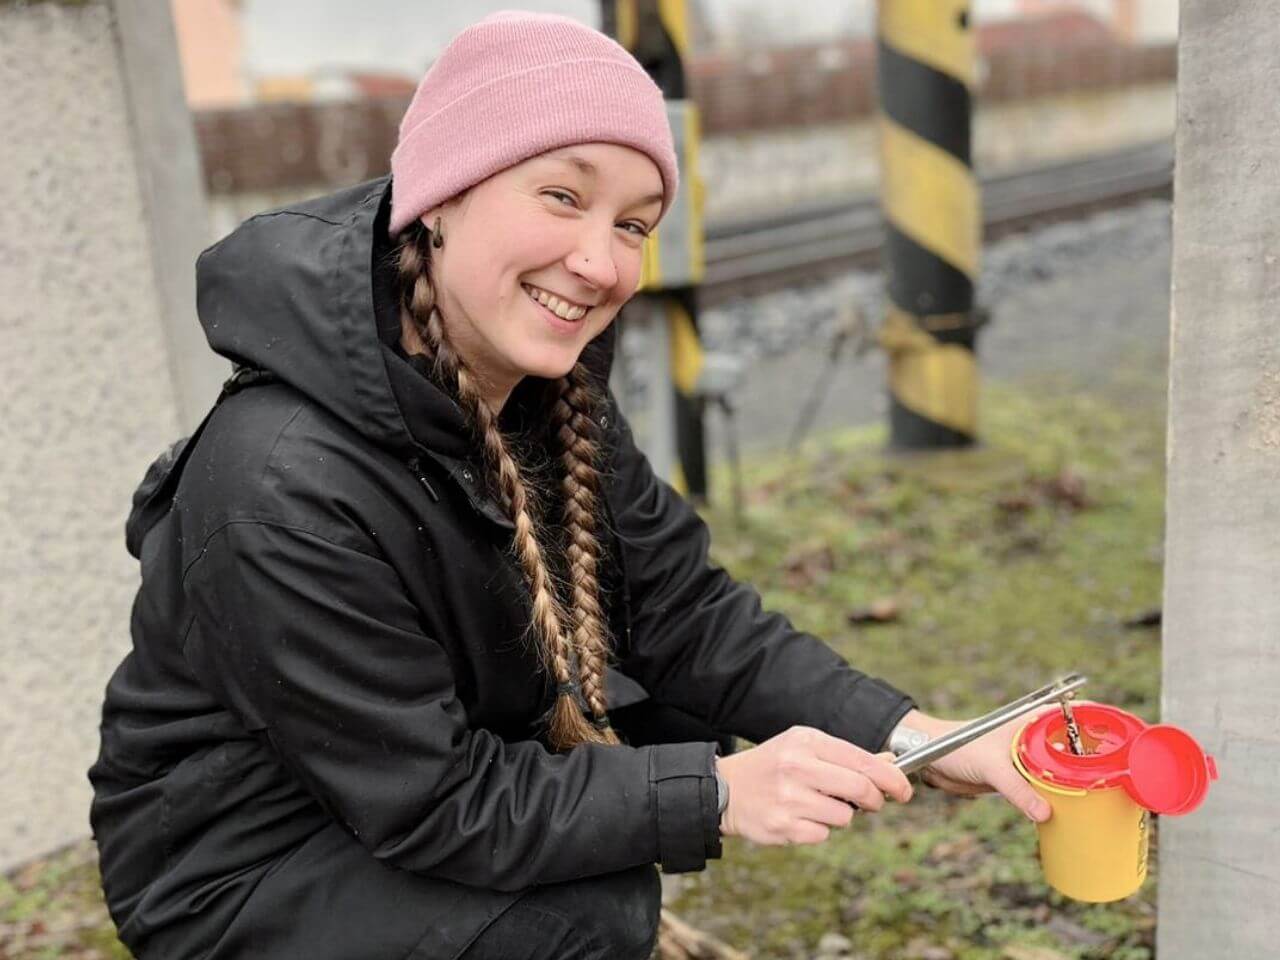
[
  {"left": 897, "top": 708, "right": 1053, "bottom": 822},
  {"left": 716, "top": 725, "right": 914, "bottom": 845}
]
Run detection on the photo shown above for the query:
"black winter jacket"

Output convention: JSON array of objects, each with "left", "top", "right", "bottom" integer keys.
[{"left": 88, "top": 177, "right": 914, "bottom": 959}]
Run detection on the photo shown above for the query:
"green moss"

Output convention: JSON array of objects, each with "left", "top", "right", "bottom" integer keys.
[
  {"left": 677, "top": 375, "right": 1166, "bottom": 958},
  {"left": 0, "top": 841, "right": 133, "bottom": 958}
]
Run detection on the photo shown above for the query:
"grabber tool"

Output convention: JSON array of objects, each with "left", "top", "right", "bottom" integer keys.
[{"left": 893, "top": 673, "right": 1087, "bottom": 775}]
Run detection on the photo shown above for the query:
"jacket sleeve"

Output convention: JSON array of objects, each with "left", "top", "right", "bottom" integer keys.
[
  {"left": 605, "top": 407, "right": 916, "bottom": 752},
  {"left": 181, "top": 518, "right": 721, "bottom": 890}
]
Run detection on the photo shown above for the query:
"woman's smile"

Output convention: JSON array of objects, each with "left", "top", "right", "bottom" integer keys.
[
  {"left": 522, "top": 282, "right": 590, "bottom": 320},
  {"left": 522, "top": 281, "right": 591, "bottom": 332}
]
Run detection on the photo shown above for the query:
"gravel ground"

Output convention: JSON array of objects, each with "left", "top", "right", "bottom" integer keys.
[{"left": 619, "top": 199, "right": 1173, "bottom": 458}]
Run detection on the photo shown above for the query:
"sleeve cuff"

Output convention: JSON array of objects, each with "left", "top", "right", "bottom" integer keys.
[
  {"left": 826, "top": 675, "right": 917, "bottom": 753},
  {"left": 649, "top": 741, "right": 722, "bottom": 873}
]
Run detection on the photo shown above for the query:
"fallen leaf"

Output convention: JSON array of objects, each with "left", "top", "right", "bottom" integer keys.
[
  {"left": 891, "top": 867, "right": 920, "bottom": 886},
  {"left": 1041, "top": 470, "right": 1090, "bottom": 510},
  {"left": 12, "top": 858, "right": 48, "bottom": 891},
  {"left": 1002, "top": 945, "right": 1071, "bottom": 960},
  {"left": 996, "top": 492, "right": 1035, "bottom": 513},
  {"left": 926, "top": 832, "right": 981, "bottom": 866},
  {"left": 846, "top": 597, "right": 900, "bottom": 624},
  {"left": 902, "top": 938, "right": 954, "bottom": 960},
  {"left": 1045, "top": 913, "right": 1111, "bottom": 947},
  {"left": 782, "top": 544, "right": 836, "bottom": 589}
]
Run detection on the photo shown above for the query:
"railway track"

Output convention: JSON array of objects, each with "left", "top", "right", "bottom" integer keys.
[{"left": 699, "top": 139, "right": 1173, "bottom": 307}]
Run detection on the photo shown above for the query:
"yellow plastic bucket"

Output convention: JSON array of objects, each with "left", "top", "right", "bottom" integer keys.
[{"left": 1011, "top": 704, "right": 1150, "bottom": 903}]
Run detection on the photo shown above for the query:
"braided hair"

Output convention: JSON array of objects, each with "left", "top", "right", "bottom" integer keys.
[{"left": 396, "top": 220, "right": 620, "bottom": 750}]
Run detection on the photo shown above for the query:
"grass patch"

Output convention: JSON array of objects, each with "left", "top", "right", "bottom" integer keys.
[
  {"left": 672, "top": 375, "right": 1166, "bottom": 959},
  {"left": 0, "top": 840, "right": 130, "bottom": 959}
]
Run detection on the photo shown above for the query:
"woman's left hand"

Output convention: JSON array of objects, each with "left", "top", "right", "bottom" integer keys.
[{"left": 896, "top": 708, "right": 1053, "bottom": 822}]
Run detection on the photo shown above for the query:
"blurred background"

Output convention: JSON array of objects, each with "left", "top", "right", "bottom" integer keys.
[
  {"left": 4, "top": 2, "right": 1199, "bottom": 959},
  {"left": 168, "top": 0, "right": 1178, "bottom": 478}
]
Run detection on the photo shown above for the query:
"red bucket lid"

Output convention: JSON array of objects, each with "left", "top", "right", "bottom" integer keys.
[
  {"left": 1016, "top": 703, "right": 1146, "bottom": 790},
  {"left": 1124, "top": 724, "right": 1218, "bottom": 815}
]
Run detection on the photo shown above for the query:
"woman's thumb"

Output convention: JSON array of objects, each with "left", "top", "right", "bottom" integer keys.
[{"left": 995, "top": 769, "right": 1052, "bottom": 822}]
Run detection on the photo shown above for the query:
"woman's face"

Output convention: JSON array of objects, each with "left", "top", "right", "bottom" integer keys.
[{"left": 424, "top": 142, "right": 665, "bottom": 401}]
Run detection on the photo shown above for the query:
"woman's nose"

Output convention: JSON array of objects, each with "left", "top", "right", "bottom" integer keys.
[{"left": 566, "top": 230, "right": 618, "bottom": 291}]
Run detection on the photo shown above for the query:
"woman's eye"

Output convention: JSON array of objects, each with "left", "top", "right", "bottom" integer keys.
[
  {"left": 545, "top": 190, "right": 577, "bottom": 207},
  {"left": 620, "top": 222, "right": 650, "bottom": 238}
]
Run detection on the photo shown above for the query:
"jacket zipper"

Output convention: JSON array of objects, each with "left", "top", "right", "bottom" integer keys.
[
  {"left": 601, "top": 490, "right": 635, "bottom": 655},
  {"left": 407, "top": 457, "right": 440, "bottom": 502}
]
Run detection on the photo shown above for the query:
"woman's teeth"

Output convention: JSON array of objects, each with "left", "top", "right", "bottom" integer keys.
[{"left": 523, "top": 284, "right": 588, "bottom": 321}]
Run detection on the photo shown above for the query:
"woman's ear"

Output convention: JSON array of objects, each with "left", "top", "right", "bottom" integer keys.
[{"left": 419, "top": 193, "right": 467, "bottom": 226}]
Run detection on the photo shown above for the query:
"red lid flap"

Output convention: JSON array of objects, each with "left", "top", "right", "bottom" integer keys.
[{"left": 1124, "top": 724, "right": 1215, "bottom": 815}]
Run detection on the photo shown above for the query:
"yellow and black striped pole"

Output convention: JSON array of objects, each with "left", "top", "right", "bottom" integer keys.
[
  {"left": 604, "top": 0, "right": 709, "bottom": 498},
  {"left": 876, "top": 0, "right": 981, "bottom": 448}
]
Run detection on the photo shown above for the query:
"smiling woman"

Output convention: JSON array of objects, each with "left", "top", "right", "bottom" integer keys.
[
  {"left": 88, "top": 10, "right": 1047, "bottom": 960},
  {"left": 404, "top": 143, "right": 664, "bottom": 411}
]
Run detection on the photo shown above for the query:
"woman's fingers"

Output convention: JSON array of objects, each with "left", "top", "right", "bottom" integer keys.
[
  {"left": 802, "top": 758, "right": 893, "bottom": 810},
  {"left": 791, "top": 785, "right": 858, "bottom": 827},
  {"left": 720, "top": 726, "right": 928, "bottom": 847},
  {"left": 809, "top": 731, "right": 914, "bottom": 802},
  {"left": 784, "top": 819, "right": 832, "bottom": 845}
]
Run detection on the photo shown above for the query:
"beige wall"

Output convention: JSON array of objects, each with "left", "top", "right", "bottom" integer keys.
[
  {"left": 171, "top": 0, "right": 245, "bottom": 108},
  {"left": 699, "top": 82, "right": 1175, "bottom": 220}
]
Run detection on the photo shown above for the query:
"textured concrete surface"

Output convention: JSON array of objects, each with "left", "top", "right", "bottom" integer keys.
[
  {"left": 0, "top": 0, "right": 186, "bottom": 870},
  {"left": 113, "top": 0, "right": 224, "bottom": 429},
  {"left": 1159, "top": 1, "right": 1280, "bottom": 954}
]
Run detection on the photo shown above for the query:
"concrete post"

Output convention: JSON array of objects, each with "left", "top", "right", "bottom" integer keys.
[
  {"left": 0, "top": 0, "right": 215, "bottom": 869},
  {"left": 1159, "top": 1, "right": 1280, "bottom": 954}
]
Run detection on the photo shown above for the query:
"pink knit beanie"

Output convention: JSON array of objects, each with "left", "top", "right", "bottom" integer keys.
[{"left": 388, "top": 11, "right": 679, "bottom": 238}]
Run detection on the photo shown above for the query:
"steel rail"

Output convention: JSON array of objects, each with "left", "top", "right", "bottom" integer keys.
[{"left": 699, "top": 139, "right": 1172, "bottom": 306}]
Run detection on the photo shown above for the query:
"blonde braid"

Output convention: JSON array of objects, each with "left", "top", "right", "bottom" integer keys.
[
  {"left": 553, "top": 364, "right": 617, "bottom": 737},
  {"left": 395, "top": 224, "right": 613, "bottom": 750}
]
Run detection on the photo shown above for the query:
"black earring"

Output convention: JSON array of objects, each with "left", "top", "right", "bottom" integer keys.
[{"left": 431, "top": 216, "right": 444, "bottom": 249}]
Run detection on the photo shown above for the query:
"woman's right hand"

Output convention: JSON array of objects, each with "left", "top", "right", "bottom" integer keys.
[{"left": 716, "top": 725, "right": 913, "bottom": 845}]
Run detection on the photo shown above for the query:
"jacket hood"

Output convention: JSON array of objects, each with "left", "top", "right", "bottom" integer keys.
[{"left": 195, "top": 176, "right": 616, "bottom": 462}]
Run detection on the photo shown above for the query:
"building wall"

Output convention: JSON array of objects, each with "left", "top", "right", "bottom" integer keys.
[
  {"left": 0, "top": 0, "right": 661, "bottom": 878},
  {"left": 699, "top": 82, "right": 1174, "bottom": 220},
  {"left": 1136, "top": 0, "right": 1177, "bottom": 42},
  {"left": 171, "top": 0, "right": 245, "bottom": 108},
  {"left": 0, "top": 0, "right": 197, "bottom": 871}
]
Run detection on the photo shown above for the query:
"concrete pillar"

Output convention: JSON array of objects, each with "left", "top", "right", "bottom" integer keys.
[
  {"left": 0, "top": 0, "right": 217, "bottom": 869},
  {"left": 1159, "top": 1, "right": 1280, "bottom": 954}
]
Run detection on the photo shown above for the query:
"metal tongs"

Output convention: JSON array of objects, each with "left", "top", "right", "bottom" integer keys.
[{"left": 893, "top": 673, "right": 1087, "bottom": 775}]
